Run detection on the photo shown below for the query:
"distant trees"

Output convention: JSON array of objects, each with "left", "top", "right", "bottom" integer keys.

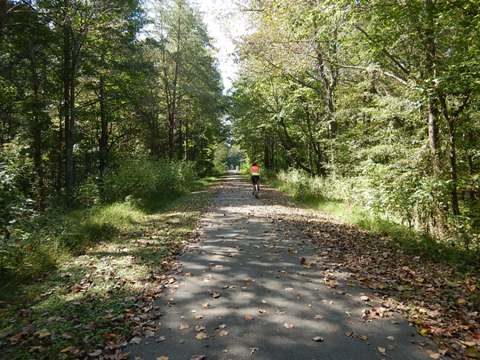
[
  {"left": 0, "top": 0, "right": 225, "bottom": 212},
  {"left": 232, "top": 0, "right": 480, "bottom": 242}
]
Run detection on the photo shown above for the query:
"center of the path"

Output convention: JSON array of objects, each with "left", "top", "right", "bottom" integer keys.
[{"left": 127, "top": 174, "right": 438, "bottom": 360}]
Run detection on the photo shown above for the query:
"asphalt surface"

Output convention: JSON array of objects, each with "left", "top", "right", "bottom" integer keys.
[{"left": 127, "top": 173, "right": 439, "bottom": 360}]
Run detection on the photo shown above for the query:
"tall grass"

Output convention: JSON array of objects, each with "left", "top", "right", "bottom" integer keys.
[
  {"left": 271, "top": 169, "right": 479, "bottom": 272},
  {"left": 104, "top": 160, "right": 197, "bottom": 202},
  {"left": 0, "top": 160, "right": 200, "bottom": 284}
]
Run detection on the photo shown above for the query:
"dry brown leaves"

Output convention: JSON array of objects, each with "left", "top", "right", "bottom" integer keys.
[{"left": 293, "top": 214, "right": 479, "bottom": 359}]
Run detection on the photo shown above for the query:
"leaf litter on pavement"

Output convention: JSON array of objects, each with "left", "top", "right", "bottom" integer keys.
[{"left": 261, "top": 188, "right": 480, "bottom": 360}]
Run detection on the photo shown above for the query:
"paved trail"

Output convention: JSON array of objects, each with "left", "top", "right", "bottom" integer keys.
[{"left": 128, "top": 173, "right": 437, "bottom": 360}]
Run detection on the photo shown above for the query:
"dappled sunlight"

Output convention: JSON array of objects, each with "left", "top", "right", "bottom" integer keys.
[
  {"left": 127, "top": 174, "right": 437, "bottom": 360},
  {"left": 0, "top": 190, "right": 212, "bottom": 358}
]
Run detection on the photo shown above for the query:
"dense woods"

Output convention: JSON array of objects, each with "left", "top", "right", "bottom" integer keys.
[
  {"left": 232, "top": 0, "right": 480, "bottom": 250},
  {"left": 0, "top": 0, "right": 225, "bottom": 278},
  {"left": 1, "top": 1, "right": 480, "bottom": 359}
]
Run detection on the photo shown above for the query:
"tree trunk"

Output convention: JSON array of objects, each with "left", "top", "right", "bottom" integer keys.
[
  {"left": 168, "top": 112, "right": 175, "bottom": 159},
  {"left": 30, "top": 60, "right": 46, "bottom": 210},
  {"left": 425, "top": 0, "right": 441, "bottom": 176},
  {"left": 63, "top": 0, "right": 75, "bottom": 206},
  {"left": 424, "top": 0, "right": 447, "bottom": 234},
  {"left": 427, "top": 95, "right": 441, "bottom": 174},
  {"left": 184, "top": 116, "right": 189, "bottom": 160},
  {"left": 98, "top": 74, "right": 108, "bottom": 199},
  {"left": 446, "top": 117, "right": 460, "bottom": 215},
  {"left": 0, "top": 0, "right": 7, "bottom": 36}
]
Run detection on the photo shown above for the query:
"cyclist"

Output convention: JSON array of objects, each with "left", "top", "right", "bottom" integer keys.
[{"left": 250, "top": 162, "right": 261, "bottom": 196}]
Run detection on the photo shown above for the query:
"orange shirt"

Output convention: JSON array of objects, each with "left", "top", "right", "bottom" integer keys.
[{"left": 251, "top": 165, "right": 260, "bottom": 175}]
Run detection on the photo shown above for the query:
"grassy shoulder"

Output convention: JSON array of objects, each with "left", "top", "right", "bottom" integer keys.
[
  {"left": 265, "top": 175, "right": 479, "bottom": 274},
  {"left": 0, "top": 176, "right": 217, "bottom": 359}
]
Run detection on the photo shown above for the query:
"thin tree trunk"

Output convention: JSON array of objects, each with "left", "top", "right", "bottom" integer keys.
[
  {"left": 168, "top": 113, "right": 175, "bottom": 159},
  {"left": 0, "top": 0, "right": 7, "bottom": 36},
  {"left": 63, "top": 0, "right": 75, "bottom": 206},
  {"left": 446, "top": 118, "right": 460, "bottom": 215},
  {"left": 30, "top": 57, "right": 46, "bottom": 210},
  {"left": 438, "top": 94, "right": 461, "bottom": 216},
  {"left": 98, "top": 74, "right": 108, "bottom": 199},
  {"left": 424, "top": 0, "right": 447, "bottom": 234},
  {"left": 184, "top": 116, "right": 188, "bottom": 160},
  {"left": 56, "top": 104, "right": 63, "bottom": 192},
  {"left": 427, "top": 95, "right": 441, "bottom": 174}
]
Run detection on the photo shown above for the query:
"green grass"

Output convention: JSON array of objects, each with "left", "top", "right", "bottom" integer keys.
[
  {"left": 267, "top": 176, "right": 479, "bottom": 273},
  {"left": 1, "top": 175, "right": 221, "bottom": 286},
  {"left": 0, "top": 177, "right": 216, "bottom": 359}
]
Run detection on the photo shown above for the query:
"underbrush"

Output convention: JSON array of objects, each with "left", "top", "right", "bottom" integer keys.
[
  {"left": 103, "top": 160, "right": 197, "bottom": 202},
  {"left": 0, "top": 160, "right": 203, "bottom": 286},
  {"left": 270, "top": 169, "right": 479, "bottom": 272},
  {"left": 1, "top": 202, "right": 146, "bottom": 285},
  {"left": 0, "top": 187, "right": 212, "bottom": 359}
]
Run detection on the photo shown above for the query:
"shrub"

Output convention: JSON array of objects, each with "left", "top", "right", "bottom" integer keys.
[
  {"left": 103, "top": 160, "right": 197, "bottom": 202},
  {"left": 275, "top": 168, "right": 480, "bottom": 251}
]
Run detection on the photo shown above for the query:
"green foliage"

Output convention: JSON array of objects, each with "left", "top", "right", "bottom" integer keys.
[
  {"left": 104, "top": 160, "right": 197, "bottom": 202},
  {"left": 275, "top": 168, "right": 479, "bottom": 251},
  {"left": 272, "top": 169, "right": 479, "bottom": 271},
  {"left": 0, "top": 187, "right": 212, "bottom": 359},
  {"left": 0, "top": 157, "right": 201, "bottom": 283},
  {"left": 0, "top": 201, "right": 144, "bottom": 282},
  {"left": 232, "top": 0, "right": 480, "bottom": 248},
  {"left": 212, "top": 144, "right": 244, "bottom": 173}
]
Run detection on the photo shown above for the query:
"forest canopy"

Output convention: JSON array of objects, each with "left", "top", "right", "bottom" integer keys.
[
  {"left": 0, "top": 0, "right": 226, "bottom": 278},
  {"left": 231, "top": 0, "right": 480, "bottom": 248}
]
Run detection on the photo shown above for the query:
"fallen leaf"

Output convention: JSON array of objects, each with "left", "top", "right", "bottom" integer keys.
[
  {"left": 360, "top": 295, "right": 370, "bottom": 302},
  {"left": 387, "top": 336, "right": 395, "bottom": 341},
  {"left": 35, "top": 329, "right": 51, "bottom": 339},
  {"left": 156, "top": 357, "right": 169, "bottom": 360},
  {"left": 456, "top": 298, "right": 467, "bottom": 306},
  {"left": 425, "top": 350, "right": 441, "bottom": 359},
  {"left": 195, "top": 325, "right": 206, "bottom": 332},
  {"left": 88, "top": 350, "right": 102, "bottom": 357},
  {"left": 312, "top": 336, "right": 324, "bottom": 342},
  {"left": 60, "top": 346, "right": 80, "bottom": 354},
  {"left": 345, "top": 331, "right": 353, "bottom": 337},
  {"left": 130, "top": 337, "right": 142, "bottom": 345},
  {"left": 191, "top": 356, "right": 206, "bottom": 360},
  {"left": 195, "top": 332, "right": 208, "bottom": 340},
  {"left": 419, "top": 328, "right": 430, "bottom": 336},
  {"left": 283, "top": 322, "right": 294, "bottom": 329},
  {"left": 377, "top": 347, "right": 386, "bottom": 354},
  {"left": 8, "top": 332, "right": 25, "bottom": 344},
  {"left": 179, "top": 323, "right": 190, "bottom": 330},
  {"left": 244, "top": 314, "right": 254, "bottom": 321},
  {"left": 218, "top": 330, "right": 229, "bottom": 337}
]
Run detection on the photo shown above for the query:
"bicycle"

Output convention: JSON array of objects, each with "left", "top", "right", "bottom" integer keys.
[{"left": 252, "top": 181, "right": 260, "bottom": 198}]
